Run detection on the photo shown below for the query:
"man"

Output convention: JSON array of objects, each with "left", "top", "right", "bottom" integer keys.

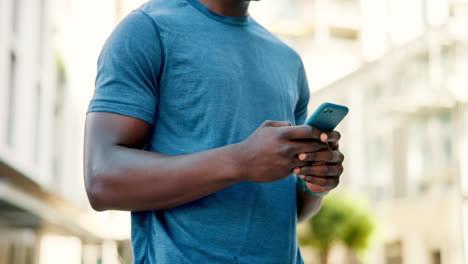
[{"left": 84, "top": 0, "right": 344, "bottom": 263}]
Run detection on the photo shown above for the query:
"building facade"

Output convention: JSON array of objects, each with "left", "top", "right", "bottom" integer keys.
[
  {"left": 304, "top": 1, "right": 468, "bottom": 263},
  {"left": 251, "top": 0, "right": 452, "bottom": 92},
  {"left": 0, "top": 0, "right": 133, "bottom": 263}
]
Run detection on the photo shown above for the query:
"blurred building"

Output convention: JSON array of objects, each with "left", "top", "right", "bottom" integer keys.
[
  {"left": 299, "top": 1, "right": 468, "bottom": 263},
  {"left": 251, "top": 0, "right": 453, "bottom": 92},
  {"left": 251, "top": 0, "right": 363, "bottom": 91},
  {"left": 0, "top": 0, "right": 136, "bottom": 263}
]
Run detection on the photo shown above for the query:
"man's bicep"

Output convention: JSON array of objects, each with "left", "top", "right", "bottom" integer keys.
[
  {"left": 85, "top": 112, "right": 152, "bottom": 151},
  {"left": 83, "top": 112, "right": 154, "bottom": 211}
]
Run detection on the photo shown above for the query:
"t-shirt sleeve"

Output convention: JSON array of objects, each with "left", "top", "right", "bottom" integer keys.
[
  {"left": 294, "top": 61, "right": 310, "bottom": 125},
  {"left": 87, "top": 10, "right": 163, "bottom": 125}
]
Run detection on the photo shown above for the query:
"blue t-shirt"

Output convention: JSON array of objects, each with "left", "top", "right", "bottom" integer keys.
[{"left": 88, "top": 0, "right": 310, "bottom": 263}]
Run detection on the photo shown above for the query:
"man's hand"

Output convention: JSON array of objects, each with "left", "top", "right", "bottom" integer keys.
[
  {"left": 293, "top": 130, "right": 344, "bottom": 194},
  {"left": 235, "top": 120, "right": 329, "bottom": 183}
]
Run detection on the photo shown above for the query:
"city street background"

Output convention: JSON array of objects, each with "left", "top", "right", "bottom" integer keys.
[{"left": 1, "top": 0, "right": 468, "bottom": 263}]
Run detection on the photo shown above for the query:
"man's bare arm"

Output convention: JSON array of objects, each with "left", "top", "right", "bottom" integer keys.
[
  {"left": 84, "top": 112, "right": 327, "bottom": 212},
  {"left": 84, "top": 112, "right": 246, "bottom": 211}
]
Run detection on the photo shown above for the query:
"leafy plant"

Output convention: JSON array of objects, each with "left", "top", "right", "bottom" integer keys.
[{"left": 298, "top": 193, "right": 375, "bottom": 264}]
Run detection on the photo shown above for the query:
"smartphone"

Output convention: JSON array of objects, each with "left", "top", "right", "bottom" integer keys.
[{"left": 304, "top": 102, "right": 349, "bottom": 131}]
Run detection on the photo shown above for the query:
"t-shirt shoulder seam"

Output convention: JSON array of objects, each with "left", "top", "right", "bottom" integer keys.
[
  {"left": 132, "top": 9, "right": 166, "bottom": 91},
  {"left": 134, "top": 10, "right": 166, "bottom": 59}
]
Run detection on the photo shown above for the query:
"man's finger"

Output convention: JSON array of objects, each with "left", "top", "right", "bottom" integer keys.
[
  {"left": 320, "top": 130, "right": 341, "bottom": 143},
  {"left": 290, "top": 141, "right": 328, "bottom": 155},
  {"left": 297, "top": 164, "right": 344, "bottom": 177},
  {"left": 300, "top": 175, "right": 339, "bottom": 190},
  {"left": 299, "top": 178, "right": 330, "bottom": 194},
  {"left": 279, "top": 125, "right": 322, "bottom": 140},
  {"left": 292, "top": 160, "right": 311, "bottom": 169},
  {"left": 328, "top": 141, "right": 339, "bottom": 151},
  {"left": 297, "top": 150, "right": 344, "bottom": 163}
]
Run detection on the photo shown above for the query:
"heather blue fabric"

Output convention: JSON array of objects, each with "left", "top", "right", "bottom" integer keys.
[{"left": 87, "top": 0, "right": 310, "bottom": 263}]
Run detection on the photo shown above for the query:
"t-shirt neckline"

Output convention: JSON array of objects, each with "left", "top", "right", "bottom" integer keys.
[{"left": 186, "top": 0, "right": 252, "bottom": 26}]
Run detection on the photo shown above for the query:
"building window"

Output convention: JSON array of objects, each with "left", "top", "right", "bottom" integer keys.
[
  {"left": 52, "top": 54, "right": 67, "bottom": 191},
  {"left": 431, "top": 250, "right": 442, "bottom": 264},
  {"left": 441, "top": 112, "right": 453, "bottom": 163},
  {"left": 38, "top": 0, "right": 46, "bottom": 65},
  {"left": 385, "top": 241, "right": 403, "bottom": 264},
  {"left": 6, "top": 53, "right": 17, "bottom": 147},
  {"left": 367, "top": 133, "right": 392, "bottom": 201},
  {"left": 12, "top": 0, "right": 21, "bottom": 34},
  {"left": 34, "top": 84, "right": 42, "bottom": 162},
  {"left": 407, "top": 111, "right": 454, "bottom": 196},
  {"left": 365, "top": 84, "right": 383, "bottom": 104}
]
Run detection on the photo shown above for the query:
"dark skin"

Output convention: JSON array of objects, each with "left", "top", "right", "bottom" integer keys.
[
  {"left": 198, "top": 0, "right": 251, "bottom": 17},
  {"left": 83, "top": 0, "right": 345, "bottom": 223}
]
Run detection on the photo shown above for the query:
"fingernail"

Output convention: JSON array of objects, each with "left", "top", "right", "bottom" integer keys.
[
  {"left": 320, "top": 133, "right": 328, "bottom": 142},
  {"left": 293, "top": 167, "right": 300, "bottom": 174},
  {"left": 298, "top": 153, "right": 306, "bottom": 160}
]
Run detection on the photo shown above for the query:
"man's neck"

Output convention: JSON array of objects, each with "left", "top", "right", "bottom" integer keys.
[{"left": 197, "top": 0, "right": 250, "bottom": 17}]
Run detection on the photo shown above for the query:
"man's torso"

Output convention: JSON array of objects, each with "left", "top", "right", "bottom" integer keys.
[{"left": 91, "top": 0, "right": 306, "bottom": 262}]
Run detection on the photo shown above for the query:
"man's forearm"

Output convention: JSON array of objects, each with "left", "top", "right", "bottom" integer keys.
[
  {"left": 85, "top": 143, "right": 244, "bottom": 212},
  {"left": 296, "top": 181, "right": 324, "bottom": 222}
]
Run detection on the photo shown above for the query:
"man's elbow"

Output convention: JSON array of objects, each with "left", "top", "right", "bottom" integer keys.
[{"left": 85, "top": 169, "right": 114, "bottom": 212}]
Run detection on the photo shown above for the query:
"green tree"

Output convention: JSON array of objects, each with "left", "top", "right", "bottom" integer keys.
[{"left": 298, "top": 193, "right": 375, "bottom": 264}]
